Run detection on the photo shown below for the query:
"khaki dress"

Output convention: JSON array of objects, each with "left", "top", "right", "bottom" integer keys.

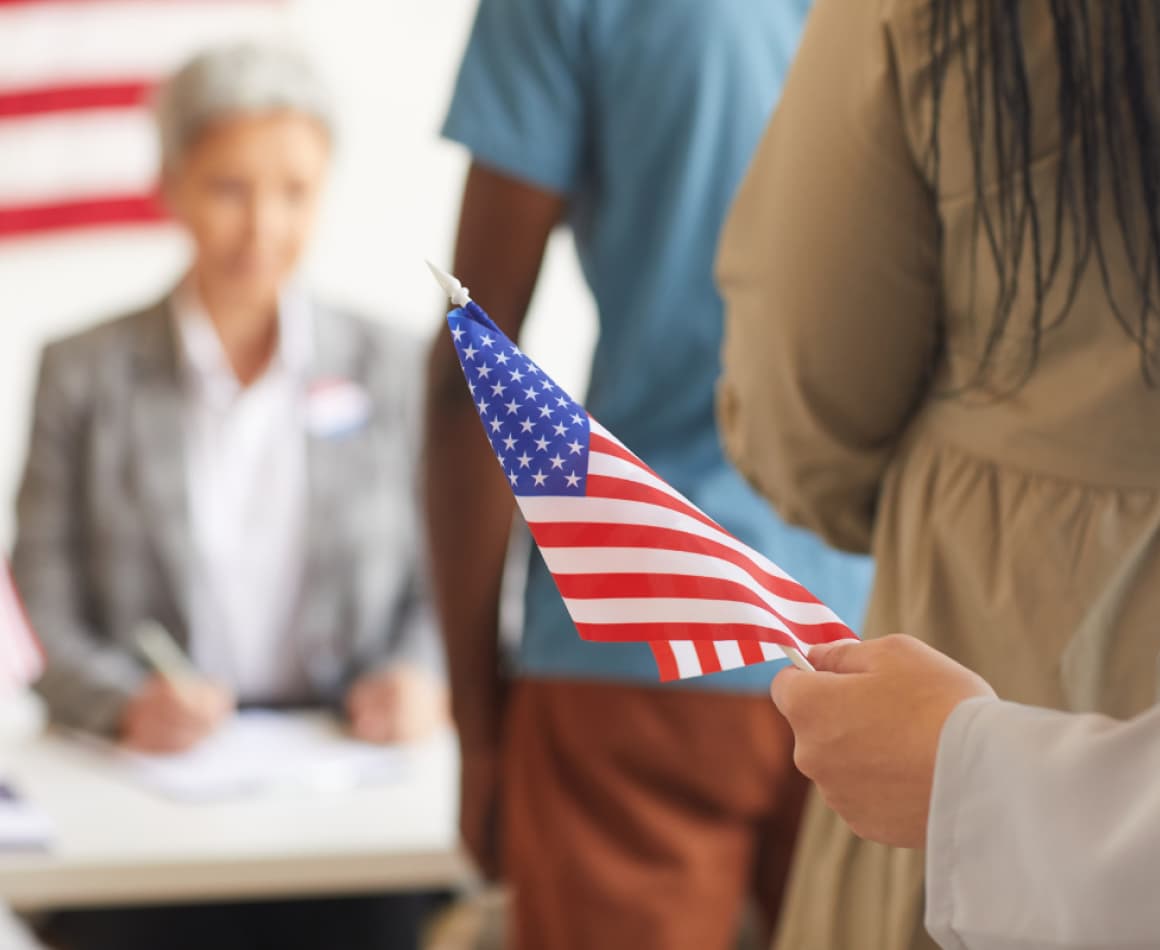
[{"left": 717, "top": 0, "right": 1160, "bottom": 947}]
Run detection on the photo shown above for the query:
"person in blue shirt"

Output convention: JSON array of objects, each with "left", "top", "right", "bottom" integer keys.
[{"left": 423, "top": 2, "right": 873, "bottom": 947}]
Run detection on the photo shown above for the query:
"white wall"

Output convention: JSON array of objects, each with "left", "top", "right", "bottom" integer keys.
[{"left": 0, "top": 0, "right": 597, "bottom": 547}]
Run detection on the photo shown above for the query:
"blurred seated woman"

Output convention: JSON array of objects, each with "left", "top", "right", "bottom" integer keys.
[{"left": 13, "top": 42, "right": 447, "bottom": 950}]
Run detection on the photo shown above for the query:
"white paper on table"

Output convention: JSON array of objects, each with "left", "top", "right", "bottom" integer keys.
[
  {"left": 0, "top": 779, "right": 53, "bottom": 850},
  {"left": 104, "top": 711, "right": 408, "bottom": 802}
]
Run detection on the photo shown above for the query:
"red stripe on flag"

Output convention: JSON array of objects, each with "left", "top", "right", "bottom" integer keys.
[
  {"left": 693, "top": 640, "right": 722, "bottom": 675},
  {"left": 589, "top": 432, "right": 662, "bottom": 478},
  {"left": 554, "top": 571, "right": 782, "bottom": 615},
  {"left": 0, "top": 563, "right": 43, "bottom": 687},
  {"left": 530, "top": 521, "right": 826, "bottom": 607},
  {"left": 650, "top": 641, "right": 680, "bottom": 682},
  {"left": 0, "top": 192, "right": 166, "bottom": 239},
  {"left": 0, "top": 0, "right": 282, "bottom": 5},
  {"left": 575, "top": 621, "right": 803, "bottom": 647},
  {"left": 0, "top": 80, "right": 153, "bottom": 119},
  {"left": 739, "top": 640, "right": 767, "bottom": 666},
  {"left": 3, "top": 565, "right": 41, "bottom": 661},
  {"left": 583, "top": 474, "right": 721, "bottom": 533},
  {"left": 575, "top": 616, "right": 849, "bottom": 646}
]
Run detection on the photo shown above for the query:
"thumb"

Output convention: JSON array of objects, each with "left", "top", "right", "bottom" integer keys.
[
  {"left": 807, "top": 639, "right": 871, "bottom": 675},
  {"left": 769, "top": 665, "right": 808, "bottom": 717}
]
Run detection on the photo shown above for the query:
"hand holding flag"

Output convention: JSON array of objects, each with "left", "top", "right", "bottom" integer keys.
[{"left": 429, "top": 264, "right": 856, "bottom": 680}]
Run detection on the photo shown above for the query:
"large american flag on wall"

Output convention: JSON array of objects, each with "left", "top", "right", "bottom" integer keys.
[
  {"left": 0, "top": 0, "right": 286, "bottom": 240},
  {"left": 445, "top": 293, "right": 858, "bottom": 681},
  {"left": 0, "top": 562, "right": 42, "bottom": 691}
]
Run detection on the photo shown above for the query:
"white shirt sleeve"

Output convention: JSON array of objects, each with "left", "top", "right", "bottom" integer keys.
[{"left": 925, "top": 697, "right": 1160, "bottom": 950}]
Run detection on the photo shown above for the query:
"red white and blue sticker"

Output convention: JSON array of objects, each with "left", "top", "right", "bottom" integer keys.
[{"left": 305, "top": 378, "right": 371, "bottom": 439}]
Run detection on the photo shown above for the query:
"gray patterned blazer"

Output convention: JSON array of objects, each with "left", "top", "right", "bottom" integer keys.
[{"left": 12, "top": 293, "right": 443, "bottom": 735}]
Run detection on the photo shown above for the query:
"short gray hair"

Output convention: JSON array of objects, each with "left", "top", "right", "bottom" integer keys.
[{"left": 155, "top": 42, "right": 335, "bottom": 168}]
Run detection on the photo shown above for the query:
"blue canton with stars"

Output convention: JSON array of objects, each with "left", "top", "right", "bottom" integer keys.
[{"left": 449, "top": 302, "right": 590, "bottom": 497}]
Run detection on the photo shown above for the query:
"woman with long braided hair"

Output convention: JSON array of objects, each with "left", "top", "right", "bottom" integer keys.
[{"left": 718, "top": 1, "right": 1160, "bottom": 947}]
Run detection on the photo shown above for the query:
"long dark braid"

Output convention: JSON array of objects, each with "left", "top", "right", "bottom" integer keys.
[{"left": 928, "top": 1, "right": 1160, "bottom": 391}]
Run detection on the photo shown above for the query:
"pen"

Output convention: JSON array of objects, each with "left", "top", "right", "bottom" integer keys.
[{"left": 135, "top": 621, "right": 200, "bottom": 692}]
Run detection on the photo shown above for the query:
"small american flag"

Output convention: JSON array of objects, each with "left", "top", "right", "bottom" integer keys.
[
  {"left": 0, "top": 562, "right": 42, "bottom": 692},
  {"left": 447, "top": 297, "right": 857, "bottom": 681}
]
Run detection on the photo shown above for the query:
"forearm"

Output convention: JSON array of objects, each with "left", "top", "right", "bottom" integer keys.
[
  {"left": 14, "top": 344, "right": 148, "bottom": 733},
  {"left": 33, "top": 645, "right": 144, "bottom": 735},
  {"left": 423, "top": 162, "right": 565, "bottom": 747},
  {"left": 423, "top": 352, "right": 513, "bottom": 748},
  {"left": 16, "top": 557, "right": 146, "bottom": 734},
  {"left": 926, "top": 699, "right": 1160, "bottom": 949}
]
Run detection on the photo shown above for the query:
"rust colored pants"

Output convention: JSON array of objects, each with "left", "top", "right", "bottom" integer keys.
[{"left": 503, "top": 678, "right": 807, "bottom": 950}]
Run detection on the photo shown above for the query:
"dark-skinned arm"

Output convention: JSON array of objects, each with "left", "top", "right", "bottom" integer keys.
[{"left": 422, "top": 162, "right": 566, "bottom": 874}]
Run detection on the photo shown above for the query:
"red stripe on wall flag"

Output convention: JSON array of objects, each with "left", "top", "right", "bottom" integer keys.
[
  {"left": 0, "top": 80, "right": 153, "bottom": 119},
  {"left": 0, "top": 192, "right": 165, "bottom": 238}
]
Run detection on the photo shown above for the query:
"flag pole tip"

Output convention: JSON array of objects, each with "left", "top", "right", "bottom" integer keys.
[
  {"left": 426, "top": 260, "right": 471, "bottom": 306},
  {"left": 783, "top": 646, "right": 815, "bottom": 672}
]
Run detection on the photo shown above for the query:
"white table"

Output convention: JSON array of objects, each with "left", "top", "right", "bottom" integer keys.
[{"left": 0, "top": 724, "right": 471, "bottom": 911}]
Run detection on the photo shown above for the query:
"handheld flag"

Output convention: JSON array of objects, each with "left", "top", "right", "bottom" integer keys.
[
  {"left": 0, "top": 563, "right": 43, "bottom": 692},
  {"left": 431, "top": 264, "right": 853, "bottom": 680}
]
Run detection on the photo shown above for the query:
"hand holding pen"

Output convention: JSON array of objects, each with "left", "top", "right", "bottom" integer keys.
[{"left": 120, "top": 622, "right": 234, "bottom": 755}]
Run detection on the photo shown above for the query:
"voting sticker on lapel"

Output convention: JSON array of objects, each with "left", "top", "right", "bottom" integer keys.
[{"left": 306, "top": 378, "right": 371, "bottom": 439}]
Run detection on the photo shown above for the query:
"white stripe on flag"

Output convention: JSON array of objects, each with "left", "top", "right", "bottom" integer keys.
[
  {"left": 586, "top": 449, "right": 794, "bottom": 578},
  {"left": 563, "top": 596, "right": 801, "bottom": 640},
  {"left": 582, "top": 453, "right": 802, "bottom": 583},
  {"left": 760, "top": 642, "right": 786, "bottom": 662},
  {"left": 714, "top": 640, "right": 745, "bottom": 670},
  {"left": 521, "top": 495, "right": 799, "bottom": 583},
  {"left": 0, "top": 2, "right": 287, "bottom": 89},
  {"left": 586, "top": 450, "right": 694, "bottom": 508},
  {"left": 0, "top": 110, "right": 157, "bottom": 205},
  {"left": 587, "top": 418, "right": 617, "bottom": 442},
  {"left": 669, "top": 641, "right": 702, "bottom": 679},
  {"left": 540, "top": 546, "right": 839, "bottom": 626}
]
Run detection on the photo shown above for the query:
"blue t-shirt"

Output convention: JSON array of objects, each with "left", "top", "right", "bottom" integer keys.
[{"left": 444, "top": 0, "right": 874, "bottom": 692}]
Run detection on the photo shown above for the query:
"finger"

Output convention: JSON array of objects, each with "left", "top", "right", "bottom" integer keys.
[
  {"left": 179, "top": 683, "right": 232, "bottom": 727},
  {"left": 347, "top": 675, "right": 372, "bottom": 703},
  {"left": 770, "top": 664, "right": 852, "bottom": 728},
  {"left": 148, "top": 698, "right": 200, "bottom": 731},
  {"left": 172, "top": 717, "right": 217, "bottom": 750},
  {"left": 345, "top": 683, "right": 372, "bottom": 721},
  {"left": 390, "top": 708, "right": 430, "bottom": 744},
  {"left": 126, "top": 721, "right": 200, "bottom": 754},
  {"left": 352, "top": 712, "right": 397, "bottom": 744},
  {"left": 149, "top": 698, "right": 220, "bottom": 742},
  {"left": 211, "top": 689, "right": 235, "bottom": 722},
  {"left": 201, "top": 686, "right": 234, "bottom": 724},
  {"left": 769, "top": 666, "right": 806, "bottom": 718},
  {"left": 403, "top": 703, "right": 442, "bottom": 741},
  {"left": 807, "top": 640, "right": 873, "bottom": 675},
  {"left": 152, "top": 679, "right": 209, "bottom": 718},
  {"left": 361, "top": 686, "right": 400, "bottom": 717},
  {"left": 174, "top": 691, "right": 218, "bottom": 729}
]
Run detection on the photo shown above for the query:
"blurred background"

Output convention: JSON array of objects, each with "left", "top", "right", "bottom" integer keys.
[
  {"left": 0, "top": 4, "right": 597, "bottom": 946},
  {"left": 0, "top": 0, "right": 597, "bottom": 547}
]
